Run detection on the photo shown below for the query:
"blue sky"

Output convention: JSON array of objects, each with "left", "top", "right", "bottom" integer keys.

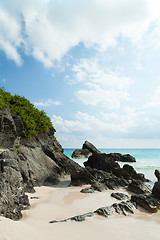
[{"left": 1, "top": 0, "right": 160, "bottom": 148}]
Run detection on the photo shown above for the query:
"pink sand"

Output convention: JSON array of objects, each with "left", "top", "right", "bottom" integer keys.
[{"left": 0, "top": 183, "right": 160, "bottom": 240}]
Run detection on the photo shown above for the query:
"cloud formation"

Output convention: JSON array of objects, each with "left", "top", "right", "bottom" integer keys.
[
  {"left": 34, "top": 99, "right": 61, "bottom": 107},
  {"left": 0, "top": 0, "right": 160, "bottom": 67},
  {"left": 52, "top": 107, "right": 160, "bottom": 148},
  {"left": 69, "top": 58, "right": 133, "bottom": 109},
  {"left": 53, "top": 108, "right": 145, "bottom": 136}
]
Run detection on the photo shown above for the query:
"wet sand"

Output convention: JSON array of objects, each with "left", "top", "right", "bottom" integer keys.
[{"left": 0, "top": 181, "right": 160, "bottom": 240}]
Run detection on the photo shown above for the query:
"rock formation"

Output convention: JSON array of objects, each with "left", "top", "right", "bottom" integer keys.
[
  {"left": 71, "top": 149, "right": 92, "bottom": 159},
  {"left": 154, "top": 169, "right": 160, "bottom": 182},
  {"left": 70, "top": 146, "right": 160, "bottom": 216},
  {"left": 83, "top": 152, "right": 146, "bottom": 182},
  {"left": 1, "top": 107, "right": 160, "bottom": 221},
  {"left": 71, "top": 140, "right": 100, "bottom": 159},
  {"left": 72, "top": 141, "right": 136, "bottom": 163},
  {"left": 49, "top": 199, "right": 136, "bottom": 223},
  {"left": 0, "top": 108, "right": 82, "bottom": 220}
]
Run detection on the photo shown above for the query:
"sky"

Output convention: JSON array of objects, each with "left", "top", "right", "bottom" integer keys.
[{"left": 1, "top": 0, "right": 160, "bottom": 148}]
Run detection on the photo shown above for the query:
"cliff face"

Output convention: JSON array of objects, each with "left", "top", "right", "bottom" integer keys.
[{"left": 0, "top": 108, "right": 81, "bottom": 220}]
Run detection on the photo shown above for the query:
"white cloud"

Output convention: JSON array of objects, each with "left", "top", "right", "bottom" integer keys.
[
  {"left": 0, "top": 9, "right": 22, "bottom": 65},
  {"left": 0, "top": 0, "right": 160, "bottom": 66},
  {"left": 52, "top": 108, "right": 145, "bottom": 136},
  {"left": 52, "top": 108, "right": 160, "bottom": 148},
  {"left": 34, "top": 99, "right": 61, "bottom": 107},
  {"left": 71, "top": 58, "right": 133, "bottom": 109}
]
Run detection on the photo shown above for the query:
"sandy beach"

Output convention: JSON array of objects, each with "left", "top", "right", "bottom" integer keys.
[{"left": 0, "top": 178, "right": 160, "bottom": 240}]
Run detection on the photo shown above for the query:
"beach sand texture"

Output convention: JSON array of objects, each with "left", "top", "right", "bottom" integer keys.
[{"left": 0, "top": 182, "right": 160, "bottom": 240}]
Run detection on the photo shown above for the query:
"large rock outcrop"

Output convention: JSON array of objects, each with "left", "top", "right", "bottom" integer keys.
[
  {"left": 72, "top": 141, "right": 136, "bottom": 163},
  {"left": 154, "top": 169, "right": 160, "bottom": 182},
  {"left": 83, "top": 152, "right": 145, "bottom": 182},
  {"left": 0, "top": 108, "right": 82, "bottom": 220},
  {"left": 1, "top": 108, "right": 160, "bottom": 220},
  {"left": 71, "top": 141, "right": 100, "bottom": 159}
]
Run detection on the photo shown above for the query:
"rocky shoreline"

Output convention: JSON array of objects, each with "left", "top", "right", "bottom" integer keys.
[
  {"left": 0, "top": 108, "right": 160, "bottom": 221},
  {"left": 50, "top": 142, "right": 160, "bottom": 223},
  {"left": 0, "top": 108, "right": 81, "bottom": 220}
]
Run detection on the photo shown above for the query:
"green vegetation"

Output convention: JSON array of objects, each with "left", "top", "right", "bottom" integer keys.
[
  {"left": 15, "top": 144, "right": 21, "bottom": 149},
  {"left": 0, "top": 88, "right": 53, "bottom": 138}
]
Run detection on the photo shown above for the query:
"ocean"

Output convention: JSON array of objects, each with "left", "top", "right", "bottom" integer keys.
[{"left": 64, "top": 148, "right": 160, "bottom": 184}]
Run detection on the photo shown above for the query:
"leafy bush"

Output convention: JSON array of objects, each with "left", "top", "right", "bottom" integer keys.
[{"left": 0, "top": 88, "right": 53, "bottom": 138}]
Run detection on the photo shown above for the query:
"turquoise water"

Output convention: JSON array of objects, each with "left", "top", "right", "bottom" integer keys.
[{"left": 64, "top": 148, "right": 160, "bottom": 183}]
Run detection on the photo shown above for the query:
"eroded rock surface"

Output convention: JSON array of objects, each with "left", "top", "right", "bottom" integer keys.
[
  {"left": 131, "top": 194, "right": 160, "bottom": 213},
  {"left": 0, "top": 108, "right": 83, "bottom": 220},
  {"left": 111, "top": 192, "right": 129, "bottom": 201},
  {"left": 154, "top": 170, "right": 160, "bottom": 182},
  {"left": 71, "top": 141, "right": 100, "bottom": 159},
  {"left": 71, "top": 149, "right": 92, "bottom": 159},
  {"left": 49, "top": 199, "right": 136, "bottom": 223}
]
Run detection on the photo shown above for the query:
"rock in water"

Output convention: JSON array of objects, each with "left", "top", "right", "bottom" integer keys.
[
  {"left": 82, "top": 141, "right": 101, "bottom": 154},
  {"left": 123, "top": 164, "right": 148, "bottom": 182},
  {"left": 154, "top": 170, "right": 160, "bottom": 182},
  {"left": 84, "top": 152, "right": 121, "bottom": 173},
  {"left": 106, "top": 153, "right": 136, "bottom": 162},
  {"left": 71, "top": 140, "right": 100, "bottom": 159},
  {"left": 71, "top": 149, "right": 92, "bottom": 159}
]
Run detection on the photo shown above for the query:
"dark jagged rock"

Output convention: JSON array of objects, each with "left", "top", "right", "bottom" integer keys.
[
  {"left": 128, "top": 180, "right": 152, "bottom": 194},
  {"left": 123, "top": 164, "right": 148, "bottom": 182},
  {"left": 70, "top": 212, "right": 94, "bottom": 222},
  {"left": 49, "top": 219, "right": 67, "bottom": 223},
  {"left": 131, "top": 194, "right": 160, "bottom": 213},
  {"left": 112, "top": 201, "right": 135, "bottom": 216},
  {"left": 84, "top": 152, "right": 121, "bottom": 173},
  {"left": 91, "top": 182, "right": 108, "bottom": 192},
  {"left": 49, "top": 212, "right": 94, "bottom": 223},
  {"left": 0, "top": 166, "right": 30, "bottom": 220},
  {"left": 84, "top": 153, "right": 142, "bottom": 182},
  {"left": 111, "top": 192, "right": 129, "bottom": 201},
  {"left": 112, "top": 168, "right": 130, "bottom": 180},
  {"left": 152, "top": 181, "right": 160, "bottom": 199},
  {"left": 72, "top": 142, "right": 136, "bottom": 163},
  {"left": 70, "top": 167, "right": 96, "bottom": 186},
  {"left": 103, "top": 177, "right": 130, "bottom": 190},
  {"left": 50, "top": 200, "right": 136, "bottom": 224},
  {"left": 72, "top": 150, "right": 147, "bottom": 192},
  {"left": 0, "top": 109, "right": 19, "bottom": 148},
  {"left": 80, "top": 187, "right": 95, "bottom": 193},
  {"left": 85, "top": 166, "right": 130, "bottom": 190},
  {"left": 82, "top": 141, "right": 101, "bottom": 154},
  {"left": 154, "top": 170, "right": 160, "bottom": 182},
  {"left": 94, "top": 206, "right": 113, "bottom": 217},
  {"left": 71, "top": 141, "right": 100, "bottom": 159},
  {"left": 0, "top": 108, "right": 84, "bottom": 220},
  {"left": 85, "top": 167, "right": 112, "bottom": 181},
  {"left": 107, "top": 153, "right": 136, "bottom": 162},
  {"left": 71, "top": 149, "right": 92, "bottom": 159}
]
